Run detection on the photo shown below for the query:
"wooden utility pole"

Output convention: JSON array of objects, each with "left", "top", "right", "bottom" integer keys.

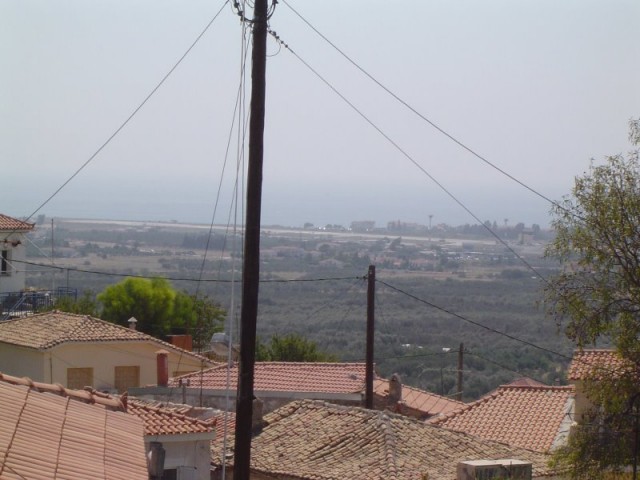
[
  {"left": 365, "top": 265, "right": 375, "bottom": 409},
  {"left": 233, "top": 0, "right": 268, "bottom": 478},
  {"left": 457, "top": 342, "right": 464, "bottom": 402}
]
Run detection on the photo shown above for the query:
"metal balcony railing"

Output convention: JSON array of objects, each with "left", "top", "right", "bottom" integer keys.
[{"left": 0, "top": 288, "right": 77, "bottom": 321}]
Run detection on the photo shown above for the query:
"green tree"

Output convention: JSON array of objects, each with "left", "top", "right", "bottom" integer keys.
[
  {"left": 98, "top": 277, "right": 176, "bottom": 337},
  {"left": 256, "top": 333, "right": 337, "bottom": 362},
  {"left": 98, "top": 277, "right": 226, "bottom": 343},
  {"left": 546, "top": 119, "right": 640, "bottom": 477},
  {"left": 48, "top": 290, "right": 99, "bottom": 316},
  {"left": 180, "top": 293, "right": 226, "bottom": 352}
]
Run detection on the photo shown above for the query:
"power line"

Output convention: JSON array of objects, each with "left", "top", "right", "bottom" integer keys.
[
  {"left": 14, "top": 258, "right": 361, "bottom": 284},
  {"left": 21, "top": 1, "right": 230, "bottom": 226},
  {"left": 376, "top": 278, "right": 573, "bottom": 362},
  {"left": 280, "top": 0, "right": 559, "bottom": 209},
  {"left": 465, "top": 350, "right": 548, "bottom": 385},
  {"left": 266, "top": 28, "right": 553, "bottom": 290}
]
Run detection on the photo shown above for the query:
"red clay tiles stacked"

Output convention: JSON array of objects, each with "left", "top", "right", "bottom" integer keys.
[
  {"left": 0, "top": 214, "right": 34, "bottom": 232},
  {"left": 568, "top": 349, "right": 632, "bottom": 381},
  {"left": 127, "top": 399, "right": 215, "bottom": 437},
  {"left": 431, "top": 384, "right": 575, "bottom": 453},
  {"left": 170, "top": 361, "right": 366, "bottom": 393},
  {"left": 373, "top": 378, "right": 464, "bottom": 418},
  {"left": 211, "top": 399, "right": 555, "bottom": 480},
  {"left": 0, "top": 376, "right": 147, "bottom": 480}
]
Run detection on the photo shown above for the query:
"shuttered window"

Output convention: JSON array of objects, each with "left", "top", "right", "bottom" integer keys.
[
  {"left": 67, "top": 367, "right": 93, "bottom": 389},
  {"left": 114, "top": 366, "right": 140, "bottom": 393}
]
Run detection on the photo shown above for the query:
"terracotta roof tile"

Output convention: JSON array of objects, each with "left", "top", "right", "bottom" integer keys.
[
  {"left": 373, "top": 378, "right": 464, "bottom": 417},
  {"left": 568, "top": 349, "right": 632, "bottom": 381},
  {"left": 0, "top": 375, "right": 148, "bottom": 479},
  {"left": 0, "top": 214, "right": 35, "bottom": 232},
  {"left": 127, "top": 399, "right": 215, "bottom": 437},
  {"left": 0, "top": 372, "right": 124, "bottom": 410},
  {"left": 170, "top": 361, "right": 366, "bottom": 393},
  {"left": 431, "top": 385, "right": 575, "bottom": 452},
  {"left": 0, "top": 311, "right": 208, "bottom": 363},
  {"left": 212, "top": 399, "right": 556, "bottom": 479}
]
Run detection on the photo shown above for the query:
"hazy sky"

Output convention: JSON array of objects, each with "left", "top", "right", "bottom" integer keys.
[{"left": 3, "top": 0, "right": 639, "bottom": 229}]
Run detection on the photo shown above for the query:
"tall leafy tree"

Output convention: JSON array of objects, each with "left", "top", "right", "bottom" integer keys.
[
  {"left": 98, "top": 277, "right": 176, "bottom": 337},
  {"left": 175, "top": 292, "right": 226, "bottom": 352},
  {"left": 98, "top": 277, "right": 225, "bottom": 345},
  {"left": 546, "top": 119, "right": 640, "bottom": 476}
]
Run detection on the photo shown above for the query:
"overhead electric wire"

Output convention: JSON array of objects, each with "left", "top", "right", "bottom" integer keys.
[
  {"left": 465, "top": 349, "right": 547, "bottom": 385},
  {"left": 11, "top": 258, "right": 360, "bottom": 284},
  {"left": 21, "top": 1, "right": 230, "bottom": 226},
  {"left": 280, "top": 0, "right": 559, "bottom": 210},
  {"left": 266, "top": 29, "right": 552, "bottom": 289},
  {"left": 376, "top": 278, "right": 573, "bottom": 362}
]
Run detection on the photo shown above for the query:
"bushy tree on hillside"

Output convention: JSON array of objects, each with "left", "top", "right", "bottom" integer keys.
[
  {"left": 546, "top": 119, "right": 640, "bottom": 477},
  {"left": 99, "top": 277, "right": 176, "bottom": 337},
  {"left": 98, "top": 277, "right": 224, "bottom": 342},
  {"left": 256, "top": 333, "right": 337, "bottom": 362}
]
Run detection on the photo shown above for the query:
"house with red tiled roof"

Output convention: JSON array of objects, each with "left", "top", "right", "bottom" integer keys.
[
  {"left": 0, "top": 372, "right": 149, "bottom": 480},
  {"left": 133, "top": 361, "right": 367, "bottom": 413},
  {"left": 373, "top": 376, "right": 465, "bottom": 420},
  {"left": 567, "top": 348, "right": 633, "bottom": 421},
  {"left": 430, "top": 382, "right": 575, "bottom": 453},
  {"left": 127, "top": 398, "right": 216, "bottom": 480},
  {"left": 0, "top": 214, "right": 34, "bottom": 294},
  {"left": 0, "top": 311, "right": 213, "bottom": 393},
  {"left": 210, "top": 399, "right": 560, "bottom": 480}
]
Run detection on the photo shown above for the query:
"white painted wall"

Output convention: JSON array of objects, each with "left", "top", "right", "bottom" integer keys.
[
  {"left": 0, "top": 341, "right": 205, "bottom": 390},
  {"left": 0, "top": 343, "right": 46, "bottom": 380},
  {"left": 148, "top": 439, "right": 212, "bottom": 480},
  {"left": 0, "top": 231, "right": 29, "bottom": 293}
]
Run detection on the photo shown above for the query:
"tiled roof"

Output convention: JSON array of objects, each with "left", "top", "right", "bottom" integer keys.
[
  {"left": 0, "top": 214, "right": 35, "bottom": 232},
  {"left": 0, "top": 372, "right": 124, "bottom": 410},
  {"left": 170, "top": 361, "right": 366, "bottom": 393},
  {"left": 209, "top": 410, "right": 236, "bottom": 448},
  {"left": 431, "top": 385, "right": 575, "bottom": 453},
  {"left": 0, "top": 372, "right": 214, "bottom": 440},
  {"left": 212, "top": 399, "right": 556, "bottom": 480},
  {"left": 0, "top": 374, "right": 148, "bottom": 480},
  {"left": 127, "top": 399, "right": 216, "bottom": 438},
  {"left": 373, "top": 378, "right": 464, "bottom": 417},
  {"left": 0, "top": 311, "right": 209, "bottom": 362},
  {"left": 568, "top": 349, "right": 632, "bottom": 381}
]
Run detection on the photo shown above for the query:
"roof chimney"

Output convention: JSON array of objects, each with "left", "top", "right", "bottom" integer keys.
[
  {"left": 156, "top": 350, "right": 169, "bottom": 387},
  {"left": 252, "top": 397, "right": 266, "bottom": 431},
  {"left": 388, "top": 373, "right": 402, "bottom": 405},
  {"left": 128, "top": 317, "right": 138, "bottom": 330}
]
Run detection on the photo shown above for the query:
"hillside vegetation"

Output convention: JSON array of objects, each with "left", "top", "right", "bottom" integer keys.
[{"left": 25, "top": 218, "right": 572, "bottom": 400}]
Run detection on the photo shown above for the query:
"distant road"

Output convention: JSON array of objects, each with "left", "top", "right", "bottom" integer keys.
[{"left": 61, "top": 218, "right": 501, "bottom": 247}]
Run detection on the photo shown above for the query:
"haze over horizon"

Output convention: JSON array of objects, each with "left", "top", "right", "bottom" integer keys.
[{"left": 3, "top": 1, "right": 639, "bottom": 230}]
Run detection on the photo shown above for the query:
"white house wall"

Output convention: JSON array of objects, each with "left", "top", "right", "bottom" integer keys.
[
  {"left": 150, "top": 439, "right": 211, "bottom": 480},
  {"left": 0, "top": 232, "right": 29, "bottom": 293},
  {"left": 0, "top": 341, "right": 204, "bottom": 390},
  {"left": 0, "top": 343, "right": 46, "bottom": 381}
]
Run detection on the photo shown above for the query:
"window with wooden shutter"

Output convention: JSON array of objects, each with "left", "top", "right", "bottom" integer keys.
[
  {"left": 114, "top": 366, "right": 140, "bottom": 393},
  {"left": 67, "top": 367, "right": 93, "bottom": 389}
]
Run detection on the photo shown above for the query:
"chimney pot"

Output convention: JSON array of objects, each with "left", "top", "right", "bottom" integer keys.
[
  {"left": 128, "top": 317, "right": 138, "bottom": 330},
  {"left": 156, "top": 350, "right": 169, "bottom": 387}
]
